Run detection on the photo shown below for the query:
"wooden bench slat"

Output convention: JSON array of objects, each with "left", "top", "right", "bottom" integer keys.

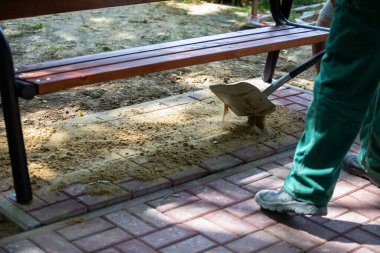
[
  {"left": 0, "top": 0, "right": 163, "bottom": 20},
  {"left": 23, "top": 30, "right": 327, "bottom": 94},
  {"left": 17, "top": 27, "right": 312, "bottom": 79},
  {"left": 15, "top": 26, "right": 295, "bottom": 74}
]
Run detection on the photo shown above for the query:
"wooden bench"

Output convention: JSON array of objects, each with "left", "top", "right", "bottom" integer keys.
[{"left": 0, "top": 0, "right": 329, "bottom": 203}]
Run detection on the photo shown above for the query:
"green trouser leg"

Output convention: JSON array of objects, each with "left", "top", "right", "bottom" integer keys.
[
  {"left": 282, "top": 0, "right": 380, "bottom": 206},
  {"left": 358, "top": 86, "right": 380, "bottom": 178}
]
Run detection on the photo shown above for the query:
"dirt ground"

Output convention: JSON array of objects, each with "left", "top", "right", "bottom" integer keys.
[{"left": 0, "top": 1, "right": 317, "bottom": 237}]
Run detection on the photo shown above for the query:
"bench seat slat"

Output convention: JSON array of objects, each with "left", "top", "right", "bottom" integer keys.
[
  {"left": 15, "top": 26, "right": 295, "bottom": 74},
  {"left": 20, "top": 29, "right": 327, "bottom": 94},
  {"left": 16, "top": 27, "right": 312, "bottom": 79}
]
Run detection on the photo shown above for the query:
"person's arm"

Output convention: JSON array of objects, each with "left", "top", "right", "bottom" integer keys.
[{"left": 312, "top": 0, "right": 335, "bottom": 74}]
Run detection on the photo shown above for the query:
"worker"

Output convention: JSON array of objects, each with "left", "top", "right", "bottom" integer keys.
[{"left": 255, "top": 0, "right": 380, "bottom": 215}]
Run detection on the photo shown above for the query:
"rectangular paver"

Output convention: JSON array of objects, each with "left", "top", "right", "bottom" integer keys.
[
  {"left": 105, "top": 210, "right": 155, "bottom": 237},
  {"left": 140, "top": 225, "right": 196, "bottom": 249},
  {"left": 57, "top": 217, "right": 114, "bottom": 241},
  {"left": 147, "top": 191, "right": 198, "bottom": 212},
  {"left": 205, "top": 210, "right": 257, "bottom": 236},
  {"left": 115, "top": 239, "right": 156, "bottom": 253},
  {"left": 30, "top": 232, "right": 82, "bottom": 253},
  {"left": 73, "top": 228, "right": 132, "bottom": 252},
  {"left": 126, "top": 203, "right": 174, "bottom": 229},
  {"left": 160, "top": 235, "right": 215, "bottom": 253},
  {"left": 3, "top": 240, "right": 44, "bottom": 253},
  {"left": 185, "top": 217, "right": 238, "bottom": 244},
  {"left": 208, "top": 179, "right": 253, "bottom": 202},
  {"left": 226, "top": 231, "right": 280, "bottom": 253},
  {"left": 29, "top": 199, "right": 87, "bottom": 224},
  {"left": 164, "top": 200, "right": 218, "bottom": 223}
]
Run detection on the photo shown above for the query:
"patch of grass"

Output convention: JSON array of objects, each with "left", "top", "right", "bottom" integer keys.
[{"left": 30, "top": 22, "right": 45, "bottom": 30}]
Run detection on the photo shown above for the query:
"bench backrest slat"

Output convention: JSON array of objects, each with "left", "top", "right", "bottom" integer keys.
[{"left": 0, "top": 0, "right": 163, "bottom": 20}]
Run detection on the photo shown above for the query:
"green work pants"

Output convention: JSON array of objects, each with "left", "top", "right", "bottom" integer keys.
[{"left": 282, "top": 0, "right": 380, "bottom": 206}]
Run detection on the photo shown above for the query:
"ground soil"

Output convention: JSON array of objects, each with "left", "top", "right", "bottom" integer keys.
[{"left": 0, "top": 1, "right": 317, "bottom": 238}]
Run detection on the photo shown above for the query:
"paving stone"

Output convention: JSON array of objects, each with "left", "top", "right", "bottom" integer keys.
[
  {"left": 165, "top": 166, "right": 208, "bottom": 186},
  {"left": 362, "top": 218, "right": 380, "bottom": 238},
  {"left": 160, "top": 235, "right": 215, "bottom": 253},
  {"left": 188, "top": 90, "right": 209, "bottom": 101},
  {"left": 308, "top": 202, "right": 349, "bottom": 224},
  {"left": 227, "top": 144, "right": 275, "bottom": 163},
  {"left": 119, "top": 178, "right": 171, "bottom": 198},
  {"left": 3, "top": 239, "right": 44, "bottom": 253},
  {"left": 204, "top": 246, "right": 234, "bottom": 253},
  {"left": 185, "top": 217, "right": 238, "bottom": 244},
  {"left": 260, "top": 164, "right": 291, "bottom": 179},
  {"left": 263, "top": 134, "right": 299, "bottom": 153},
  {"left": 272, "top": 98, "right": 293, "bottom": 106},
  {"left": 272, "top": 88, "right": 302, "bottom": 97},
  {"left": 350, "top": 189, "right": 380, "bottom": 208},
  {"left": 274, "top": 156, "right": 294, "bottom": 168},
  {"left": 309, "top": 237, "right": 360, "bottom": 253},
  {"left": 205, "top": 210, "right": 257, "bottom": 236},
  {"left": 345, "top": 229, "right": 380, "bottom": 252},
  {"left": 350, "top": 143, "right": 361, "bottom": 154},
  {"left": 352, "top": 247, "right": 377, "bottom": 253},
  {"left": 29, "top": 199, "right": 87, "bottom": 224},
  {"left": 147, "top": 191, "right": 198, "bottom": 212},
  {"left": 96, "top": 248, "right": 121, "bottom": 253},
  {"left": 77, "top": 189, "right": 131, "bottom": 211},
  {"left": 243, "top": 212, "right": 278, "bottom": 229},
  {"left": 243, "top": 176, "right": 284, "bottom": 193},
  {"left": 334, "top": 195, "right": 380, "bottom": 219},
  {"left": 364, "top": 185, "right": 380, "bottom": 196},
  {"left": 208, "top": 179, "right": 253, "bottom": 202},
  {"left": 257, "top": 241, "right": 302, "bottom": 253},
  {"left": 73, "top": 228, "right": 132, "bottom": 252},
  {"left": 226, "top": 231, "right": 280, "bottom": 253},
  {"left": 331, "top": 181, "right": 358, "bottom": 200},
  {"left": 290, "top": 130, "right": 304, "bottom": 139},
  {"left": 63, "top": 183, "right": 87, "bottom": 197},
  {"left": 140, "top": 225, "right": 196, "bottom": 249},
  {"left": 164, "top": 200, "right": 218, "bottom": 223},
  {"left": 298, "top": 93, "right": 313, "bottom": 101},
  {"left": 30, "top": 232, "right": 82, "bottom": 253},
  {"left": 338, "top": 171, "right": 371, "bottom": 188},
  {"left": 115, "top": 239, "right": 156, "bottom": 253},
  {"left": 265, "top": 223, "right": 323, "bottom": 251},
  {"left": 287, "top": 103, "right": 307, "bottom": 111},
  {"left": 187, "top": 185, "right": 236, "bottom": 207},
  {"left": 35, "top": 190, "right": 69, "bottom": 204},
  {"left": 225, "top": 167, "right": 270, "bottom": 186},
  {"left": 127, "top": 203, "right": 174, "bottom": 229},
  {"left": 105, "top": 210, "right": 155, "bottom": 237},
  {"left": 160, "top": 96, "right": 196, "bottom": 107},
  {"left": 199, "top": 154, "right": 243, "bottom": 172},
  {"left": 286, "top": 95, "right": 311, "bottom": 106},
  {"left": 224, "top": 198, "right": 260, "bottom": 218},
  {"left": 57, "top": 217, "right": 114, "bottom": 241},
  {"left": 281, "top": 215, "right": 338, "bottom": 241},
  {"left": 324, "top": 211, "right": 369, "bottom": 234}
]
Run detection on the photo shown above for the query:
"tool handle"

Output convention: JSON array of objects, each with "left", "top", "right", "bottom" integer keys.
[
  {"left": 263, "top": 50, "right": 325, "bottom": 96},
  {"left": 289, "top": 49, "right": 325, "bottom": 78}
]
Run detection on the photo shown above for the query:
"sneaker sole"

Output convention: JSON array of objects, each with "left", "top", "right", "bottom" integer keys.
[{"left": 255, "top": 194, "right": 327, "bottom": 216}]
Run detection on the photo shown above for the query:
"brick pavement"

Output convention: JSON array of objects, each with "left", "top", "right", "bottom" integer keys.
[{"left": 1, "top": 84, "right": 380, "bottom": 252}]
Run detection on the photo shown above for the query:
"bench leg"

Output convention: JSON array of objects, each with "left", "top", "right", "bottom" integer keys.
[
  {"left": 0, "top": 28, "right": 33, "bottom": 204},
  {"left": 263, "top": 0, "right": 293, "bottom": 83}
]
